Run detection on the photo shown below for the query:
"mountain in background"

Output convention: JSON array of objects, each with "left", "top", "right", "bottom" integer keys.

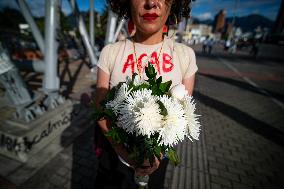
[
  {"left": 227, "top": 14, "right": 274, "bottom": 32},
  {"left": 194, "top": 14, "right": 274, "bottom": 32}
]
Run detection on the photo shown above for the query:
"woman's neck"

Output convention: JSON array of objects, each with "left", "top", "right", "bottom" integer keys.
[{"left": 133, "top": 29, "right": 164, "bottom": 45}]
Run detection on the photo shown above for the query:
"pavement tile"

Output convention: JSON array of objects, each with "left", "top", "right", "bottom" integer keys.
[
  {"left": 222, "top": 154, "right": 242, "bottom": 163},
  {"left": 216, "top": 157, "right": 236, "bottom": 167},
  {"left": 56, "top": 167, "right": 69, "bottom": 177},
  {"left": 219, "top": 171, "right": 240, "bottom": 182},
  {"left": 211, "top": 175, "right": 232, "bottom": 188},
  {"left": 49, "top": 174, "right": 67, "bottom": 187},
  {"left": 232, "top": 182, "right": 252, "bottom": 189},
  {"left": 78, "top": 166, "right": 94, "bottom": 178},
  {"left": 227, "top": 166, "right": 247, "bottom": 177},
  {"left": 209, "top": 168, "right": 219, "bottom": 176},
  {"left": 209, "top": 160, "right": 228, "bottom": 171},
  {"left": 211, "top": 183, "right": 222, "bottom": 189},
  {"left": 78, "top": 158, "right": 95, "bottom": 168},
  {"left": 239, "top": 175, "right": 259, "bottom": 187}
]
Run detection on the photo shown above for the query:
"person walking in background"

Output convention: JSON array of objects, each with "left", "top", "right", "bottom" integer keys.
[
  {"left": 250, "top": 39, "right": 259, "bottom": 58},
  {"left": 224, "top": 38, "right": 231, "bottom": 51},
  {"left": 202, "top": 36, "right": 209, "bottom": 53},
  {"left": 228, "top": 38, "right": 238, "bottom": 54},
  {"left": 208, "top": 38, "right": 214, "bottom": 55}
]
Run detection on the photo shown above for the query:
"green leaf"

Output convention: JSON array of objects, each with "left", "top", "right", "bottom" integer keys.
[
  {"left": 104, "top": 86, "right": 117, "bottom": 102},
  {"left": 128, "top": 151, "right": 137, "bottom": 161},
  {"left": 159, "top": 80, "right": 172, "bottom": 93},
  {"left": 104, "top": 127, "right": 126, "bottom": 144},
  {"left": 149, "top": 154, "right": 155, "bottom": 167},
  {"left": 154, "top": 146, "right": 161, "bottom": 160},
  {"left": 91, "top": 105, "right": 102, "bottom": 120},
  {"left": 156, "top": 76, "right": 162, "bottom": 85},
  {"left": 104, "top": 109, "right": 115, "bottom": 119},
  {"left": 148, "top": 78, "right": 156, "bottom": 86},
  {"left": 129, "top": 146, "right": 140, "bottom": 162},
  {"left": 145, "top": 62, "right": 157, "bottom": 79},
  {"left": 151, "top": 84, "right": 160, "bottom": 95},
  {"left": 157, "top": 100, "right": 168, "bottom": 116},
  {"left": 166, "top": 148, "right": 180, "bottom": 166},
  {"left": 132, "top": 83, "right": 150, "bottom": 91}
]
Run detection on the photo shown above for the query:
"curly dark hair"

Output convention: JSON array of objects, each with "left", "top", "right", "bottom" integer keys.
[{"left": 108, "top": 0, "right": 194, "bottom": 24}]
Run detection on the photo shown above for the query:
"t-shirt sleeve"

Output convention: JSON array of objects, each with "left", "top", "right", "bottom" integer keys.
[
  {"left": 183, "top": 47, "right": 198, "bottom": 79},
  {"left": 97, "top": 44, "right": 112, "bottom": 75}
]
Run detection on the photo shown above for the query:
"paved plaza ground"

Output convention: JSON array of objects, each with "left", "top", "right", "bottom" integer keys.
[{"left": 1, "top": 44, "right": 284, "bottom": 189}]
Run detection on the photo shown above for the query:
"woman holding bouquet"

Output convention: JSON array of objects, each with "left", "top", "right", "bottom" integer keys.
[{"left": 94, "top": 0, "right": 198, "bottom": 188}]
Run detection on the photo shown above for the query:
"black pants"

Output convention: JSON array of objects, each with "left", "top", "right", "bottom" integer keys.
[{"left": 94, "top": 129, "right": 168, "bottom": 189}]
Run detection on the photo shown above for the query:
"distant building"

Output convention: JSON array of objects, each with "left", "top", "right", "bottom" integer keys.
[
  {"left": 273, "top": 0, "right": 284, "bottom": 34},
  {"left": 213, "top": 10, "right": 226, "bottom": 33},
  {"left": 225, "top": 23, "right": 233, "bottom": 36},
  {"left": 234, "top": 27, "right": 242, "bottom": 38},
  {"left": 187, "top": 24, "right": 212, "bottom": 37},
  {"left": 185, "top": 24, "right": 213, "bottom": 44}
]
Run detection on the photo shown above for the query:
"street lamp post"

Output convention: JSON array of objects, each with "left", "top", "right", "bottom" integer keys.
[
  {"left": 230, "top": 0, "right": 240, "bottom": 39},
  {"left": 90, "top": 0, "right": 95, "bottom": 46}
]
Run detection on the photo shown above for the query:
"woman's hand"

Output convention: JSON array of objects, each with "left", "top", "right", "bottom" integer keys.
[{"left": 135, "top": 155, "right": 162, "bottom": 176}]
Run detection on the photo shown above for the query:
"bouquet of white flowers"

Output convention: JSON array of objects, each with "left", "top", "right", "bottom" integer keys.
[{"left": 93, "top": 63, "right": 201, "bottom": 187}]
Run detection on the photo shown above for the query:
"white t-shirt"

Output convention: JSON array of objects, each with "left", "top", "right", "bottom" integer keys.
[{"left": 97, "top": 37, "right": 198, "bottom": 88}]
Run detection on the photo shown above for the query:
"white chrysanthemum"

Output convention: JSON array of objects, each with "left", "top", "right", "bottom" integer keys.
[
  {"left": 158, "top": 95, "right": 187, "bottom": 147},
  {"left": 133, "top": 75, "right": 148, "bottom": 86},
  {"left": 105, "top": 83, "right": 131, "bottom": 115},
  {"left": 117, "top": 89, "right": 163, "bottom": 137},
  {"left": 125, "top": 75, "right": 148, "bottom": 86},
  {"left": 170, "top": 84, "right": 188, "bottom": 100},
  {"left": 182, "top": 95, "right": 201, "bottom": 141},
  {"left": 125, "top": 76, "right": 132, "bottom": 85}
]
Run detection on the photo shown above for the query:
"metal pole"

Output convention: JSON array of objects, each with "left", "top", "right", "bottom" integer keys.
[
  {"left": 43, "top": 0, "right": 60, "bottom": 93},
  {"left": 230, "top": 0, "right": 240, "bottom": 38},
  {"left": 112, "top": 18, "right": 126, "bottom": 43},
  {"left": 97, "top": 13, "right": 101, "bottom": 28},
  {"left": 90, "top": 0, "right": 95, "bottom": 46},
  {"left": 105, "top": 9, "right": 117, "bottom": 44},
  {"left": 16, "top": 0, "right": 45, "bottom": 53},
  {"left": 69, "top": 0, "right": 97, "bottom": 66}
]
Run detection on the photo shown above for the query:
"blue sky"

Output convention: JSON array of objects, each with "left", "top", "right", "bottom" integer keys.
[
  {"left": 0, "top": 0, "right": 107, "bottom": 16},
  {"left": 0, "top": 0, "right": 281, "bottom": 21},
  {"left": 191, "top": 0, "right": 282, "bottom": 21}
]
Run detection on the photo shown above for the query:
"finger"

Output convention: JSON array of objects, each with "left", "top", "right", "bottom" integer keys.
[
  {"left": 136, "top": 167, "right": 151, "bottom": 173},
  {"left": 137, "top": 166, "right": 156, "bottom": 175},
  {"left": 141, "top": 166, "right": 157, "bottom": 175},
  {"left": 142, "top": 161, "right": 151, "bottom": 167},
  {"left": 140, "top": 165, "right": 151, "bottom": 169},
  {"left": 135, "top": 169, "right": 149, "bottom": 176},
  {"left": 152, "top": 159, "right": 160, "bottom": 169}
]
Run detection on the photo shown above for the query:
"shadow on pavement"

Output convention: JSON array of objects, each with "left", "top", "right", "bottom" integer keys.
[
  {"left": 60, "top": 93, "right": 98, "bottom": 189},
  {"left": 198, "top": 73, "right": 284, "bottom": 103},
  {"left": 60, "top": 59, "right": 89, "bottom": 97},
  {"left": 194, "top": 91, "right": 284, "bottom": 147},
  {"left": 0, "top": 176, "right": 16, "bottom": 189}
]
